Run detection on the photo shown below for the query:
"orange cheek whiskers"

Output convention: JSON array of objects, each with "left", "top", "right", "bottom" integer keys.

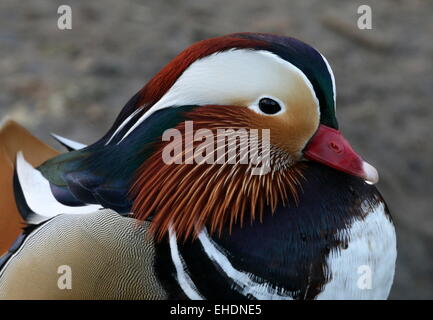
[{"left": 129, "top": 105, "right": 307, "bottom": 241}]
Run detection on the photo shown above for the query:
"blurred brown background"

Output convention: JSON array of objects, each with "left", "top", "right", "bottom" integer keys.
[{"left": 0, "top": 0, "right": 432, "bottom": 299}]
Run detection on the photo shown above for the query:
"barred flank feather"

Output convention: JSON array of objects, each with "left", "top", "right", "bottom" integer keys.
[{"left": 130, "top": 106, "right": 305, "bottom": 241}]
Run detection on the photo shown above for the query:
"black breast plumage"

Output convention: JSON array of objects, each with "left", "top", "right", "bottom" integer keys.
[{"left": 154, "top": 162, "right": 389, "bottom": 300}]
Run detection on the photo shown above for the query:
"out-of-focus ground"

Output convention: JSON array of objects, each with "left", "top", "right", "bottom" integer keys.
[{"left": 0, "top": 0, "right": 432, "bottom": 299}]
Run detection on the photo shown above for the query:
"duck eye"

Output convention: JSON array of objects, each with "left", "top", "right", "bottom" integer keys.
[{"left": 258, "top": 98, "right": 281, "bottom": 115}]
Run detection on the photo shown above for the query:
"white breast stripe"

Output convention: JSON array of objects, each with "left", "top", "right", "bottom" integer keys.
[
  {"left": 317, "top": 202, "right": 396, "bottom": 300},
  {"left": 16, "top": 152, "right": 102, "bottom": 219},
  {"left": 198, "top": 229, "right": 294, "bottom": 300},
  {"left": 168, "top": 228, "right": 203, "bottom": 300}
]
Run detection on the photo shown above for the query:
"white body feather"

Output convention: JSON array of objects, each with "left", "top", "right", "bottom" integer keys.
[{"left": 16, "top": 152, "right": 101, "bottom": 221}]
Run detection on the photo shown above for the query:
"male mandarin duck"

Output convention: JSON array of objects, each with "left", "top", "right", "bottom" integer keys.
[{"left": 0, "top": 33, "right": 396, "bottom": 299}]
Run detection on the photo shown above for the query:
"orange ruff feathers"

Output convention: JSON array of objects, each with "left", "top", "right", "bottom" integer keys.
[{"left": 131, "top": 106, "right": 304, "bottom": 241}]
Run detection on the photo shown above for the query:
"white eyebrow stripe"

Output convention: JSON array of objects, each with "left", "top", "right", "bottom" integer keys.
[
  {"left": 319, "top": 52, "right": 336, "bottom": 108},
  {"left": 106, "top": 106, "right": 144, "bottom": 145},
  {"left": 117, "top": 49, "right": 319, "bottom": 144}
]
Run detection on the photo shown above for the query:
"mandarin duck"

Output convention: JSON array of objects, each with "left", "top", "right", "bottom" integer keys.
[{"left": 0, "top": 33, "right": 396, "bottom": 300}]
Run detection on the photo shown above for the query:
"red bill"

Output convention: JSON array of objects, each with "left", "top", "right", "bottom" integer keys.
[{"left": 304, "top": 125, "right": 379, "bottom": 184}]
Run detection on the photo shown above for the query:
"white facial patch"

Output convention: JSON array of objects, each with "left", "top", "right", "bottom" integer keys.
[{"left": 116, "top": 49, "right": 319, "bottom": 143}]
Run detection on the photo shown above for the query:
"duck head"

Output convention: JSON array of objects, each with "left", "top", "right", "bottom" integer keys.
[
  {"left": 37, "top": 33, "right": 379, "bottom": 240},
  {"left": 110, "top": 33, "right": 378, "bottom": 239}
]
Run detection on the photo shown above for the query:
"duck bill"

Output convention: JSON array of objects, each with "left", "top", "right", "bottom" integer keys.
[{"left": 303, "top": 125, "right": 379, "bottom": 184}]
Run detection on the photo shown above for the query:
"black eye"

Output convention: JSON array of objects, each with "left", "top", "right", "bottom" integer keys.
[{"left": 258, "top": 98, "right": 281, "bottom": 115}]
